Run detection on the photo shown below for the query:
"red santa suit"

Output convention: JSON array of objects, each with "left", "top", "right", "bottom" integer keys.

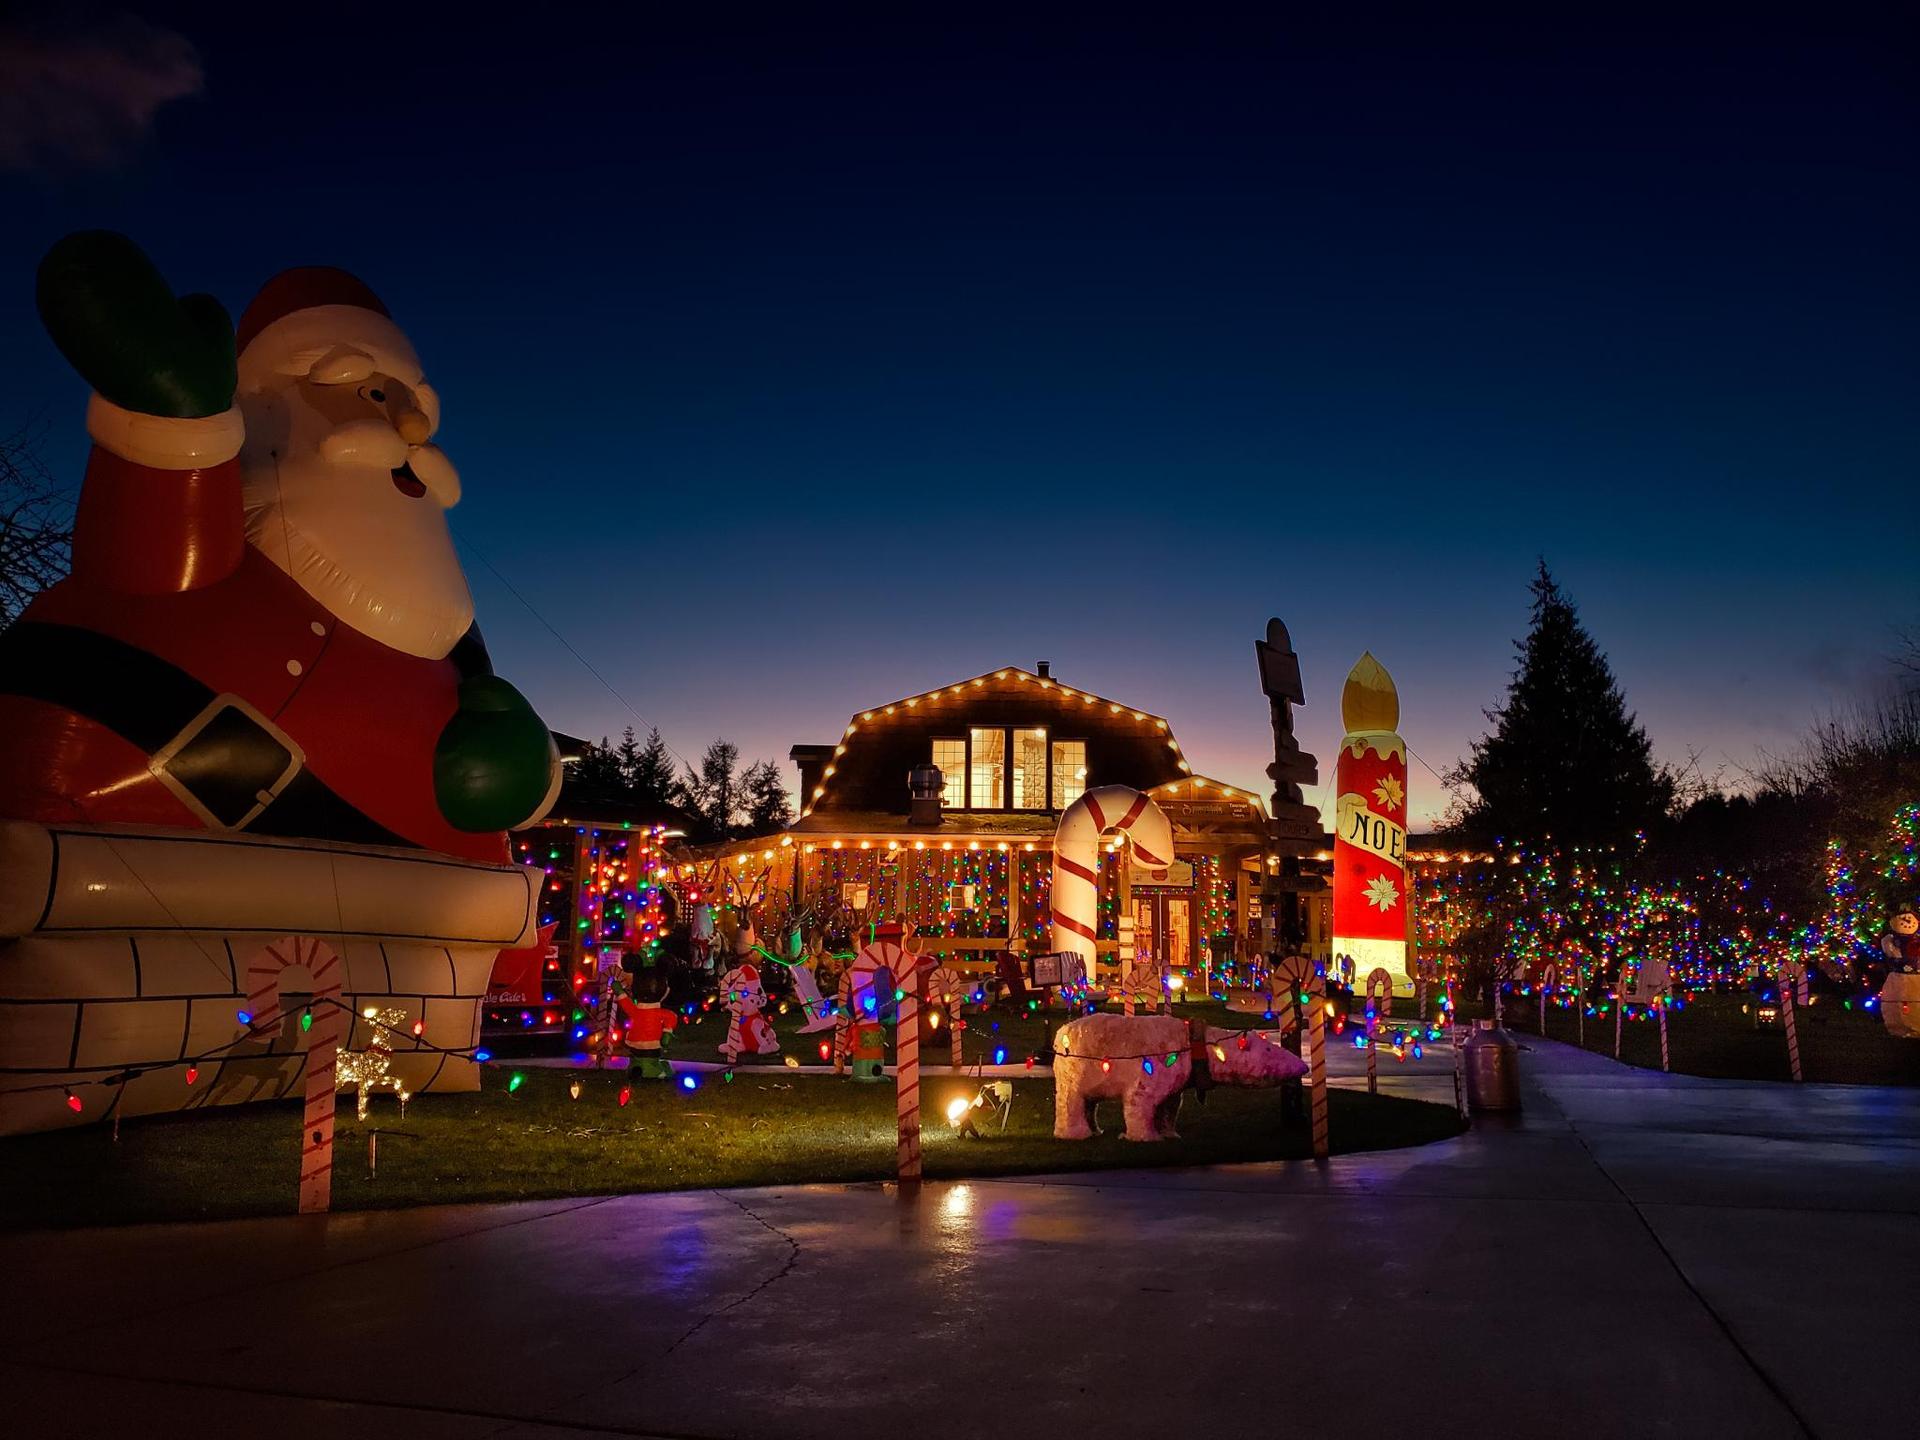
[
  {"left": 0, "top": 271, "right": 521, "bottom": 865},
  {"left": 0, "top": 446, "right": 498, "bottom": 863}
]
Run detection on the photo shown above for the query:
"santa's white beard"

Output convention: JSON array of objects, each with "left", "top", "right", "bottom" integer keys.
[{"left": 243, "top": 451, "right": 476, "bottom": 661}]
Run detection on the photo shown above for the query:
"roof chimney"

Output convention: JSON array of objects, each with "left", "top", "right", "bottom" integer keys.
[
  {"left": 1036, "top": 660, "right": 1051, "bottom": 679},
  {"left": 908, "top": 763, "right": 944, "bottom": 827}
]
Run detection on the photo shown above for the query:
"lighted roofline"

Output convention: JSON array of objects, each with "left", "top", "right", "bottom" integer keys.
[{"left": 799, "top": 665, "right": 1189, "bottom": 819}]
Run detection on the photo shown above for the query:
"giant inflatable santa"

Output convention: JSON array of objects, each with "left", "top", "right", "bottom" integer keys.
[
  {"left": 0, "top": 232, "right": 559, "bottom": 854},
  {"left": 0, "top": 234, "right": 555, "bottom": 1147}
]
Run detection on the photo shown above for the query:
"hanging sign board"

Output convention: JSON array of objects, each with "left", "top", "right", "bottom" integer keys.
[
  {"left": 1129, "top": 859, "right": 1193, "bottom": 888},
  {"left": 1029, "top": 950, "right": 1088, "bottom": 989}
]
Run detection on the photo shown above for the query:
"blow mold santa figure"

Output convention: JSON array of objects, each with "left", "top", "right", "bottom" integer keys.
[{"left": 0, "top": 232, "right": 559, "bottom": 853}]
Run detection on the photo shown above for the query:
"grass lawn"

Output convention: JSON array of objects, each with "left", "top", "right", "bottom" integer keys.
[
  {"left": 0, "top": 1062, "right": 1461, "bottom": 1232},
  {"left": 1491, "top": 989, "right": 1920, "bottom": 1086}
]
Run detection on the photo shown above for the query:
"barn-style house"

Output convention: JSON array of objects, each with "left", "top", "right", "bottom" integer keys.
[{"left": 686, "top": 664, "right": 1351, "bottom": 990}]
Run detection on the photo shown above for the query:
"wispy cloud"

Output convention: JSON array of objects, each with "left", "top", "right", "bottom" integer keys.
[{"left": 0, "top": 9, "right": 202, "bottom": 172}]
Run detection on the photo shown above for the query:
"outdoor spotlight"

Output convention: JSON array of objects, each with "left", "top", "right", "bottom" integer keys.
[{"left": 946, "top": 1095, "right": 979, "bottom": 1138}]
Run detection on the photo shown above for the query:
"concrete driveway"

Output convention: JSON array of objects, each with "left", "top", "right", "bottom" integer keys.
[{"left": 3, "top": 1037, "right": 1913, "bottom": 1439}]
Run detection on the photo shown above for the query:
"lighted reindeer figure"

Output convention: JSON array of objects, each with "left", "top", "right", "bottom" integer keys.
[
  {"left": 338, "top": 1006, "right": 410, "bottom": 1121},
  {"left": 717, "top": 869, "right": 780, "bottom": 1062},
  {"left": 683, "top": 859, "right": 726, "bottom": 975},
  {"left": 757, "top": 894, "right": 846, "bottom": 1035}
]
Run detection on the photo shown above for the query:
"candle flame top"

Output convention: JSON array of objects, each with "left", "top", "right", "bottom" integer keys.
[{"left": 1341, "top": 652, "right": 1399, "bottom": 733}]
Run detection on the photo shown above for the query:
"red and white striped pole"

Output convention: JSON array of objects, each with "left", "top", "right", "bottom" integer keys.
[
  {"left": 832, "top": 970, "right": 851, "bottom": 1075},
  {"left": 894, "top": 950, "right": 924, "bottom": 1183},
  {"left": 928, "top": 964, "right": 964, "bottom": 1069},
  {"left": 1306, "top": 969, "right": 1328, "bottom": 1160},
  {"left": 1657, "top": 995, "right": 1671, "bottom": 1072},
  {"left": 1781, "top": 965, "right": 1804, "bottom": 1083},
  {"left": 1365, "top": 967, "right": 1392, "bottom": 1096},
  {"left": 247, "top": 936, "right": 345, "bottom": 1215}
]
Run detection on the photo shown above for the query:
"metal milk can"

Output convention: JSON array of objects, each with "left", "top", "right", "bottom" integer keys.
[{"left": 1463, "top": 1019, "right": 1521, "bottom": 1112}]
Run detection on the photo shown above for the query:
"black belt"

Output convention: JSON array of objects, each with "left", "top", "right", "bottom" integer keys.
[{"left": 0, "top": 621, "right": 409, "bottom": 848}]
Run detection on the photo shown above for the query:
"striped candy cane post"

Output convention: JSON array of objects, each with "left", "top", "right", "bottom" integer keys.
[
  {"left": 927, "top": 965, "right": 964, "bottom": 1069},
  {"left": 1539, "top": 963, "right": 1556, "bottom": 1035},
  {"left": 1781, "top": 965, "right": 1803, "bottom": 1083},
  {"left": 852, "top": 935, "right": 924, "bottom": 1181},
  {"left": 1364, "top": 968, "right": 1393, "bottom": 1096},
  {"left": 1577, "top": 966, "right": 1587, "bottom": 1049},
  {"left": 1614, "top": 984, "right": 1625, "bottom": 1059},
  {"left": 245, "top": 936, "right": 345, "bottom": 1215},
  {"left": 1658, "top": 994, "right": 1671, "bottom": 1072},
  {"left": 1305, "top": 969, "right": 1328, "bottom": 1160},
  {"left": 832, "top": 969, "right": 851, "bottom": 1074},
  {"left": 1050, "top": 786, "right": 1172, "bottom": 987}
]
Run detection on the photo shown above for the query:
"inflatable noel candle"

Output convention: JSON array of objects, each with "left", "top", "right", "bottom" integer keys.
[
  {"left": 0, "top": 234, "right": 560, "bottom": 859},
  {"left": 1331, "top": 653, "right": 1410, "bottom": 993}
]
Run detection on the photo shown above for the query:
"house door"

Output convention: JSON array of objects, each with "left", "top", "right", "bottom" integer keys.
[{"left": 1129, "top": 891, "right": 1196, "bottom": 990}]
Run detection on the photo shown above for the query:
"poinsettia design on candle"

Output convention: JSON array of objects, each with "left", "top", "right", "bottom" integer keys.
[{"left": 1364, "top": 873, "right": 1401, "bottom": 913}]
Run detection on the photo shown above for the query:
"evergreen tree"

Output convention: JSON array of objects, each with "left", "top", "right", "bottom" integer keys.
[
  {"left": 572, "top": 736, "right": 627, "bottom": 799},
  {"left": 613, "top": 727, "right": 644, "bottom": 791},
  {"left": 681, "top": 739, "right": 742, "bottom": 841},
  {"left": 1447, "top": 563, "right": 1673, "bottom": 847},
  {"left": 629, "top": 727, "right": 680, "bottom": 808},
  {"left": 741, "top": 759, "right": 794, "bottom": 833}
]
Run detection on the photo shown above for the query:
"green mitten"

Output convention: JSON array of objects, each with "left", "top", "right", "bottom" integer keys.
[
  {"left": 433, "top": 675, "right": 557, "bottom": 833},
  {"left": 36, "top": 231, "right": 237, "bottom": 419}
]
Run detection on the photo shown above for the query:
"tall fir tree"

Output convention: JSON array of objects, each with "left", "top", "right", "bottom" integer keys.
[
  {"left": 629, "top": 727, "right": 680, "bottom": 808},
  {"left": 741, "top": 759, "right": 794, "bottom": 833},
  {"left": 613, "top": 727, "right": 644, "bottom": 791},
  {"left": 1447, "top": 563, "right": 1673, "bottom": 847},
  {"left": 572, "top": 736, "right": 627, "bottom": 799},
  {"left": 681, "top": 739, "right": 742, "bottom": 842}
]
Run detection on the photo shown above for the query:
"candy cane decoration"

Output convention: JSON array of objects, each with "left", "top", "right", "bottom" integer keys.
[
  {"left": 1614, "top": 975, "right": 1626, "bottom": 1059},
  {"left": 1364, "top": 967, "right": 1393, "bottom": 1096},
  {"left": 1304, "top": 967, "right": 1328, "bottom": 1159},
  {"left": 854, "top": 935, "right": 925, "bottom": 1183},
  {"left": 1657, "top": 994, "right": 1671, "bottom": 1072},
  {"left": 1539, "top": 962, "right": 1556, "bottom": 1035},
  {"left": 832, "top": 967, "right": 852, "bottom": 1074},
  {"left": 1577, "top": 964, "right": 1587, "bottom": 1048},
  {"left": 245, "top": 936, "right": 345, "bottom": 1215},
  {"left": 1051, "top": 786, "right": 1173, "bottom": 983},
  {"left": 1781, "top": 964, "right": 1803, "bottom": 1083},
  {"left": 926, "top": 964, "right": 965, "bottom": 1069}
]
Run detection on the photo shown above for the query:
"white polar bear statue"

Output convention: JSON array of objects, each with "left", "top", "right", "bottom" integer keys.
[{"left": 1053, "top": 1013, "right": 1307, "bottom": 1141}]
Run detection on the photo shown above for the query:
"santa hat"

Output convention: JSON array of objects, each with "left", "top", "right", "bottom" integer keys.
[{"left": 234, "top": 266, "right": 422, "bottom": 391}]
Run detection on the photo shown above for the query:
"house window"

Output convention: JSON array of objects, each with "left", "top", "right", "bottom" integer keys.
[
  {"left": 932, "top": 737, "right": 966, "bottom": 809},
  {"left": 968, "top": 728, "right": 1005, "bottom": 809},
  {"left": 1012, "top": 728, "right": 1048, "bottom": 810},
  {"left": 1051, "top": 740, "right": 1087, "bottom": 809}
]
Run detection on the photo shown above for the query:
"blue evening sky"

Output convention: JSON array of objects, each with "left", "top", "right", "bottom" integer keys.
[{"left": 2, "top": 6, "right": 1912, "bottom": 825}]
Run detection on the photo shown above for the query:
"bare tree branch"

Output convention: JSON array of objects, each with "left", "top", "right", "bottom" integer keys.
[{"left": 0, "top": 420, "right": 73, "bottom": 627}]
